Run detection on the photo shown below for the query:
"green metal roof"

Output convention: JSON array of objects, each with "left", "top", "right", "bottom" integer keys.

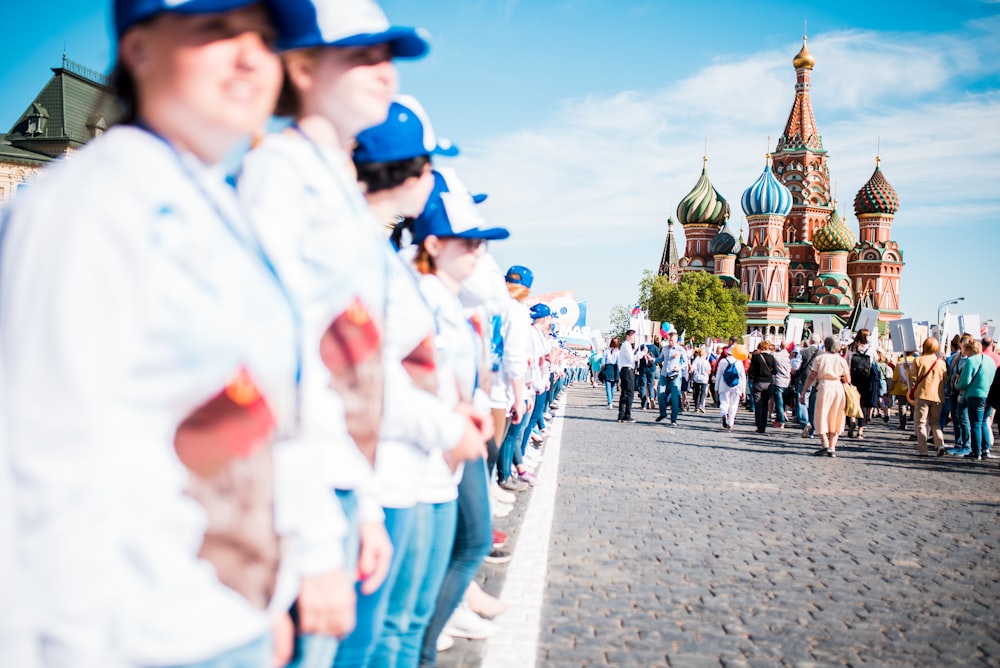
[
  {"left": 0, "top": 134, "right": 51, "bottom": 165},
  {"left": 6, "top": 56, "right": 118, "bottom": 158}
]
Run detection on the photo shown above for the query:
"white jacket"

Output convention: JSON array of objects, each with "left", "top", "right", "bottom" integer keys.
[{"left": 0, "top": 126, "right": 344, "bottom": 666}]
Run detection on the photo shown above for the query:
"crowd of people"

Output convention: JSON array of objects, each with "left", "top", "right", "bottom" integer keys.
[
  {"left": 0, "top": 0, "right": 590, "bottom": 666},
  {"left": 594, "top": 326, "right": 1000, "bottom": 462}
]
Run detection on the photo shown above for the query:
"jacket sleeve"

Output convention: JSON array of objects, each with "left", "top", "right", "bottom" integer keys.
[
  {"left": 502, "top": 302, "right": 531, "bottom": 381},
  {"left": 1, "top": 193, "right": 143, "bottom": 667}
]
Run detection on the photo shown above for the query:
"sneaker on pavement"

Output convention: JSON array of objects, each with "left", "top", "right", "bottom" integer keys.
[
  {"left": 499, "top": 477, "right": 529, "bottom": 492},
  {"left": 543, "top": 412, "right": 554, "bottom": 421},
  {"left": 444, "top": 604, "right": 496, "bottom": 640},
  {"left": 492, "top": 529, "right": 508, "bottom": 549},
  {"left": 492, "top": 484, "right": 516, "bottom": 504},
  {"left": 483, "top": 548, "right": 512, "bottom": 565},
  {"left": 464, "top": 581, "right": 506, "bottom": 620},
  {"left": 517, "top": 470, "right": 538, "bottom": 486},
  {"left": 436, "top": 631, "right": 454, "bottom": 652},
  {"left": 492, "top": 502, "right": 512, "bottom": 519}
]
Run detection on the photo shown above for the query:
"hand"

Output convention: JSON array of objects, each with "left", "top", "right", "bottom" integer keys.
[
  {"left": 510, "top": 398, "right": 526, "bottom": 424},
  {"left": 272, "top": 612, "right": 294, "bottom": 667},
  {"left": 357, "top": 520, "right": 393, "bottom": 595},
  {"left": 799, "top": 392, "right": 806, "bottom": 405},
  {"left": 442, "top": 415, "right": 488, "bottom": 471},
  {"left": 297, "top": 568, "right": 356, "bottom": 638}
]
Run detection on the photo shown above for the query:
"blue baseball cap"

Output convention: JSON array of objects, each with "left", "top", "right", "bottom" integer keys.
[
  {"left": 472, "top": 193, "right": 488, "bottom": 204},
  {"left": 412, "top": 168, "right": 510, "bottom": 244},
  {"left": 504, "top": 265, "right": 533, "bottom": 288},
  {"left": 353, "top": 95, "right": 458, "bottom": 165},
  {"left": 114, "top": 0, "right": 260, "bottom": 38},
  {"left": 268, "top": 0, "right": 429, "bottom": 55},
  {"left": 530, "top": 303, "right": 552, "bottom": 320}
]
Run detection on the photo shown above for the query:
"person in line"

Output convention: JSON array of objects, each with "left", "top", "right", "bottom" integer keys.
[
  {"left": 617, "top": 330, "right": 638, "bottom": 423},
  {"left": 748, "top": 341, "right": 777, "bottom": 434},
  {"left": 601, "top": 338, "right": 620, "bottom": 408},
  {"left": 980, "top": 336, "right": 1000, "bottom": 456},
  {"left": 656, "top": 329, "right": 688, "bottom": 426},
  {"left": 889, "top": 352, "right": 912, "bottom": 431},
  {"left": 956, "top": 339, "right": 997, "bottom": 461},
  {"left": 909, "top": 337, "right": 947, "bottom": 457},
  {"left": 1, "top": 1, "right": 353, "bottom": 665},
  {"left": 404, "top": 169, "right": 508, "bottom": 666},
  {"left": 690, "top": 349, "right": 712, "bottom": 413},
  {"left": 800, "top": 337, "right": 851, "bottom": 457}
]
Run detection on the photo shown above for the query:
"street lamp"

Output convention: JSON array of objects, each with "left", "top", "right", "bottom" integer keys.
[{"left": 937, "top": 297, "right": 965, "bottom": 338}]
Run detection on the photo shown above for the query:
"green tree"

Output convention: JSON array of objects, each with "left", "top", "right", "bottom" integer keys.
[
  {"left": 606, "top": 303, "right": 632, "bottom": 343},
  {"left": 640, "top": 270, "right": 747, "bottom": 343}
]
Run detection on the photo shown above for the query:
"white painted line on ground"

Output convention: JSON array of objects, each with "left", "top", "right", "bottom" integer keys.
[{"left": 480, "top": 392, "right": 567, "bottom": 668}]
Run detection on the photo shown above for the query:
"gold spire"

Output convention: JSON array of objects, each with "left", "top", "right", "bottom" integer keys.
[{"left": 793, "top": 34, "right": 815, "bottom": 70}]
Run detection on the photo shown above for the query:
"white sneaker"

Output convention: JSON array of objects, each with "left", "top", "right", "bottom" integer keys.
[
  {"left": 493, "top": 502, "right": 512, "bottom": 518},
  {"left": 444, "top": 603, "right": 496, "bottom": 640},
  {"left": 464, "top": 581, "right": 506, "bottom": 620},
  {"left": 436, "top": 631, "right": 454, "bottom": 652},
  {"left": 492, "top": 484, "right": 516, "bottom": 504}
]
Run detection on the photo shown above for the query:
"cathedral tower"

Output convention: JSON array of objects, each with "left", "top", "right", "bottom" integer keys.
[
  {"left": 848, "top": 158, "right": 904, "bottom": 320},
  {"left": 771, "top": 36, "right": 832, "bottom": 298},
  {"left": 739, "top": 158, "right": 793, "bottom": 331},
  {"left": 676, "top": 158, "right": 730, "bottom": 274}
]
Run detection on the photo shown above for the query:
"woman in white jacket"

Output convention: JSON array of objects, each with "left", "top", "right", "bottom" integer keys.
[
  {"left": 715, "top": 351, "right": 748, "bottom": 430},
  {"left": 0, "top": 1, "right": 347, "bottom": 666},
  {"left": 407, "top": 168, "right": 510, "bottom": 666}
]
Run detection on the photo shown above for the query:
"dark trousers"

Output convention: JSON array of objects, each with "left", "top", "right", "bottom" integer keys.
[
  {"left": 618, "top": 368, "right": 635, "bottom": 420},
  {"left": 752, "top": 382, "right": 772, "bottom": 432}
]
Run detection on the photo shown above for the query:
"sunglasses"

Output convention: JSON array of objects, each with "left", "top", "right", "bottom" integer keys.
[{"left": 443, "top": 236, "right": 487, "bottom": 252}]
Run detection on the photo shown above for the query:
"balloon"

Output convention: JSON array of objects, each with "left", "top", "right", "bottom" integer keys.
[
  {"left": 730, "top": 343, "right": 749, "bottom": 361},
  {"left": 660, "top": 322, "right": 673, "bottom": 337}
]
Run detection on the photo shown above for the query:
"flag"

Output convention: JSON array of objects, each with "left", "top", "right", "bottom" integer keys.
[
  {"left": 631, "top": 305, "right": 642, "bottom": 316},
  {"left": 679, "top": 329, "right": 686, "bottom": 344}
]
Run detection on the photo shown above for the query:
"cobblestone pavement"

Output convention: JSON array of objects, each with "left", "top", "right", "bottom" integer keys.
[{"left": 441, "top": 383, "right": 1000, "bottom": 667}]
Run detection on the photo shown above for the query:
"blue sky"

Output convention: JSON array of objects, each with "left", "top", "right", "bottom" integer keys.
[{"left": 2, "top": 0, "right": 998, "bottom": 334}]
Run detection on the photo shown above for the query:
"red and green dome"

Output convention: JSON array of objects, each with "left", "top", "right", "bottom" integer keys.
[
  {"left": 812, "top": 209, "right": 856, "bottom": 253},
  {"left": 854, "top": 162, "right": 899, "bottom": 216}
]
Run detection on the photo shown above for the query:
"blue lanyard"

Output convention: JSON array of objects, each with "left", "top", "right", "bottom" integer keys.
[{"left": 135, "top": 123, "right": 305, "bottom": 395}]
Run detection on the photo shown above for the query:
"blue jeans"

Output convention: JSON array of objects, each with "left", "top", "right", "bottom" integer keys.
[
  {"left": 658, "top": 376, "right": 681, "bottom": 423},
  {"left": 334, "top": 506, "right": 416, "bottom": 667},
  {"left": 165, "top": 635, "right": 271, "bottom": 668},
  {"left": 771, "top": 384, "right": 787, "bottom": 424},
  {"left": 968, "top": 396, "right": 988, "bottom": 457},
  {"left": 287, "top": 489, "right": 360, "bottom": 668},
  {"left": 419, "top": 458, "right": 493, "bottom": 666},
  {"left": 951, "top": 395, "right": 971, "bottom": 449},
  {"left": 795, "top": 377, "right": 809, "bottom": 425},
  {"left": 520, "top": 392, "right": 547, "bottom": 457},
  {"left": 498, "top": 400, "right": 530, "bottom": 482},
  {"left": 604, "top": 380, "right": 615, "bottom": 405},
  {"left": 639, "top": 369, "right": 656, "bottom": 406},
  {"left": 375, "top": 500, "right": 457, "bottom": 668}
]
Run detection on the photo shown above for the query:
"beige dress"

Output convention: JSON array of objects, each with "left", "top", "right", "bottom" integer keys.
[{"left": 813, "top": 353, "right": 849, "bottom": 434}]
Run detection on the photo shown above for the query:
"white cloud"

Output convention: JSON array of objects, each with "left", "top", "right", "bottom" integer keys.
[{"left": 457, "top": 23, "right": 1000, "bottom": 329}]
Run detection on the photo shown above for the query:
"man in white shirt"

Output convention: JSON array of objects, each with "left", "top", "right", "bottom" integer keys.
[{"left": 617, "top": 330, "right": 637, "bottom": 422}]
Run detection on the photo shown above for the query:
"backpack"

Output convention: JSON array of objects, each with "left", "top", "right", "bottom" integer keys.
[
  {"left": 722, "top": 357, "right": 741, "bottom": 388},
  {"left": 850, "top": 349, "right": 872, "bottom": 380}
]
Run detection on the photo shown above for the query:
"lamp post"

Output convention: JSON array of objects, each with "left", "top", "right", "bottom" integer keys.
[{"left": 937, "top": 297, "right": 965, "bottom": 339}]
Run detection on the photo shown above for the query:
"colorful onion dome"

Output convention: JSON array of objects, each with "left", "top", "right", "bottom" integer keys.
[
  {"left": 793, "top": 36, "right": 815, "bottom": 70},
  {"left": 676, "top": 159, "right": 730, "bottom": 227},
  {"left": 812, "top": 208, "right": 856, "bottom": 253},
  {"left": 709, "top": 222, "right": 740, "bottom": 255},
  {"left": 854, "top": 159, "right": 899, "bottom": 216},
  {"left": 741, "top": 158, "right": 793, "bottom": 217}
]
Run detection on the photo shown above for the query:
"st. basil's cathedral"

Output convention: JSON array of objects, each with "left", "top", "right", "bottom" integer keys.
[{"left": 658, "top": 36, "right": 904, "bottom": 338}]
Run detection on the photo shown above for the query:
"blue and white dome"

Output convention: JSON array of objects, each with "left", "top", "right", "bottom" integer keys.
[{"left": 741, "top": 159, "right": 793, "bottom": 217}]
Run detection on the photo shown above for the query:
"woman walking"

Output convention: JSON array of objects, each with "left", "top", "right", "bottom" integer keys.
[
  {"left": 800, "top": 337, "right": 851, "bottom": 457},
  {"left": 845, "top": 329, "right": 877, "bottom": 439},
  {"left": 957, "top": 339, "right": 997, "bottom": 461},
  {"left": 748, "top": 342, "right": 777, "bottom": 433},
  {"left": 909, "top": 337, "right": 947, "bottom": 457}
]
